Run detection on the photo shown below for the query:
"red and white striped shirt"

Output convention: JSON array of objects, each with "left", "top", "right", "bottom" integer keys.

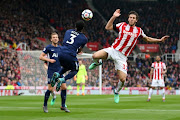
[
  {"left": 151, "top": 62, "right": 166, "bottom": 80},
  {"left": 112, "top": 22, "right": 146, "bottom": 56}
]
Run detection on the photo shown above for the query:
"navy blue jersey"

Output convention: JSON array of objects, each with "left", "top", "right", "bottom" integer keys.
[
  {"left": 60, "top": 29, "right": 88, "bottom": 56},
  {"left": 43, "top": 44, "right": 61, "bottom": 78}
]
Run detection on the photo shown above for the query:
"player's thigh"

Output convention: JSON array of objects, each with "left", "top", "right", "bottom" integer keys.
[
  {"left": 115, "top": 60, "right": 127, "bottom": 82},
  {"left": 59, "top": 54, "right": 78, "bottom": 71},
  {"left": 117, "top": 70, "right": 127, "bottom": 82},
  {"left": 92, "top": 49, "right": 108, "bottom": 59},
  {"left": 81, "top": 78, "right": 86, "bottom": 85},
  {"left": 61, "top": 83, "right": 67, "bottom": 90}
]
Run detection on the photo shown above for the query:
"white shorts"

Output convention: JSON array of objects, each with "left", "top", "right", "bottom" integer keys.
[
  {"left": 151, "top": 79, "right": 165, "bottom": 87},
  {"left": 103, "top": 47, "right": 127, "bottom": 74}
]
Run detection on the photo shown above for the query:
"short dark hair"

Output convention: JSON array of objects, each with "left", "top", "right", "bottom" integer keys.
[
  {"left": 50, "top": 32, "right": 58, "bottom": 39},
  {"left": 128, "top": 11, "right": 139, "bottom": 20},
  {"left": 76, "top": 20, "right": 85, "bottom": 31}
]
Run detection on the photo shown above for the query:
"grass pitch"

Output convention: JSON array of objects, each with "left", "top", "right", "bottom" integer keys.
[{"left": 0, "top": 95, "right": 180, "bottom": 120}]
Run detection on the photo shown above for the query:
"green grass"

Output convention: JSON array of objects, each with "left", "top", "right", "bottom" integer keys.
[{"left": 0, "top": 95, "right": 180, "bottom": 120}]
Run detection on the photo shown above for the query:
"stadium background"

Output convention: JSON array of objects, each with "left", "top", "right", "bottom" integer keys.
[{"left": 0, "top": 0, "right": 179, "bottom": 95}]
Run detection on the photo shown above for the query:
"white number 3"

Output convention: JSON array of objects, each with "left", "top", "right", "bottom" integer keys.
[{"left": 66, "top": 34, "right": 77, "bottom": 44}]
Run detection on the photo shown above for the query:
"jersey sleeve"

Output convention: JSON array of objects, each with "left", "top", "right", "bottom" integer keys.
[
  {"left": 43, "top": 47, "right": 49, "bottom": 54},
  {"left": 163, "top": 63, "right": 166, "bottom": 70},
  {"left": 81, "top": 38, "right": 88, "bottom": 48},
  {"left": 139, "top": 29, "right": 147, "bottom": 38},
  {"left": 151, "top": 63, "right": 154, "bottom": 68},
  {"left": 113, "top": 22, "right": 124, "bottom": 32}
]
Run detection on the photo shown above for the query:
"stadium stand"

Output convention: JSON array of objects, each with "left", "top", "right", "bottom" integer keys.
[{"left": 0, "top": 48, "right": 21, "bottom": 86}]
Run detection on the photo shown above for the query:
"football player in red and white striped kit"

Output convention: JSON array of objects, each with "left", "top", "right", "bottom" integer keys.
[
  {"left": 147, "top": 55, "right": 167, "bottom": 102},
  {"left": 89, "top": 9, "right": 169, "bottom": 103}
]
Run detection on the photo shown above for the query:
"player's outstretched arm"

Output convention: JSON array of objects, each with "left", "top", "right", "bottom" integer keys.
[
  {"left": 105, "top": 9, "right": 121, "bottom": 30},
  {"left": 143, "top": 35, "right": 169, "bottom": 43},
  {"left": 39, "top": 52, "right": 56, "bottom": 63}
]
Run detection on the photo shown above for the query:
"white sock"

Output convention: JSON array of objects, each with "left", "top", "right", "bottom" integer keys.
[
  {"left": 114, "top": 80, "right": 124, "bottom": 94},
  {"left": 148, "top": 88, "right": 153, "bottom": 99},
  {"left": 162, "top": 88, "right": 165, "bottom": 99},
  {"left": 51, "top": 91, "right": 56, "bottom": 99}
]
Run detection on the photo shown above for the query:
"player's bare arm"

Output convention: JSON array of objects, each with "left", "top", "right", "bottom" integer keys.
[
  {"left": 44, "top": 63, "right": 48, "bottom": 70},
  {"left": 143, "top": 35, "right": 169, "bottom": 43},
  {"left": 162, "top": 69, "right": 167, "bottom": 75},
  {"left": 149, "top": 68, "right": 154, "bottom": 82},
  {"left": 39, "top": 52, "right": 56, "bottom": 63},
  {"left": 105, "top": 9, "right": 121, "bottom": 30}
]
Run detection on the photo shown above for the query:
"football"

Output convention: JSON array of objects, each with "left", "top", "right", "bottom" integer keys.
[{"left": 82, "top": 9, "right": 93, "bottom": 21}]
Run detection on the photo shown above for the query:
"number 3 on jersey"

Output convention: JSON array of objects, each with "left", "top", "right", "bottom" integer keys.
[
  {"left": 66, "top": 34, "right": 77, "bottom": 44},
  {"left": 123, "top": 64, "right": 127, "bottom": 71}
]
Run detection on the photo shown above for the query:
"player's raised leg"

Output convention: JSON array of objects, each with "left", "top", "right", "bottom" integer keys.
[
  {"left": 56, "top": 70, "right": 78, "bottom": 91},
  {"left": 114, "top": 70, "right": 127, "bottom": 103},
  {"left": 89, "top": 49, "right": 108, "bottom": 70}
]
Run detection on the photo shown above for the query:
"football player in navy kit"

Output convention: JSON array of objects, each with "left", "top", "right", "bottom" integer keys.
[
  {"left": 50, "top": 20, "right": 88, "bottom": 112},
  {"left": 39, "top": 32, "right": 68, "bottom": 113}
]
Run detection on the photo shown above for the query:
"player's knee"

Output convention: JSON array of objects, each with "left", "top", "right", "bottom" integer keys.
[
  {"left": 61, "top": 83, "right": 67, "bottom": 90},
  {"left": 61, "top": 86, "right": 67, "bottom": 90},
  {"left": 151, "top": 87, "right": 155, "bottom": 89},
  {"left": 92, "top": 53, "right": 97, "bottom": 59},
  {"left": 160, "top": 87, "right": 164, "bottom": 90},
  {"left": 119, "top": 77, "right": 126, "bottom": 82},
  {"left": 48, "top": 87, "right": 52, "bottom": 91}
]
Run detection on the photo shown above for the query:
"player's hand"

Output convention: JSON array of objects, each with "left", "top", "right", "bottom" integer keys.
[
  {"left": 160, "top": 35, "right": 169, "bottom": 42},
  {"left": 85, "top": 75, "right": 88, "bottom": 80},
  {"left": 162, "top": 71, "right": 166, "bottom": 75},
  {"left": 78, "top": 51, "right": 83, "bottom": 55},
  {"left": 49, "top": 59, "right": 56, "bottom": 63},
  {"left": 113, "top": 9, "right": 121, "bottom": 18}
]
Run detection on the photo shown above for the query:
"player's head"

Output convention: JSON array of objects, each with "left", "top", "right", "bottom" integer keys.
[
  {"left": 128, "top": 11, "right": 139, "bottom": 26},
  {"left": 75, "top": 20, "right": 85, "bottom": 31},
  {"left": 50, "top": 32, "right": 59, "bottom": 44},
  {"left": 79, "top": 60, "right": 82, "bottom": 65},
  {"left": 155, "top": 55, "right": 161, "bottom": 62}
]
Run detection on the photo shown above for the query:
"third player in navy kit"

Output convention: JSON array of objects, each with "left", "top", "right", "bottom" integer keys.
[
  {"left": 39, "top": 32, "right": 68, "bottom": 113},
  {"left": 50, "top": 20, "right": 88, "bottom": 111}
]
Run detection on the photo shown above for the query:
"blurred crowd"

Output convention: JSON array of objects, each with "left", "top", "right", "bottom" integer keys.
[
  {"left": 0, "top": 48, "right": 21, "bottom": 86},
  {"left": 0, "top": 48, "right": 179, "bottom": 89},
  {"left": 0, "top": 0, "right": 51, "bottom": 50}
]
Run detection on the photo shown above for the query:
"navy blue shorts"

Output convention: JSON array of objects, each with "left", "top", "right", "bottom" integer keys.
[{"left": 59, "top": 53, "right": 79, "bottom": 71}]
